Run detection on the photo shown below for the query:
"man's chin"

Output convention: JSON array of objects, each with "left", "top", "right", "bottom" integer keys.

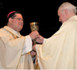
[{"left": 17, "top": 28, "right": 22, "bottom": 32}]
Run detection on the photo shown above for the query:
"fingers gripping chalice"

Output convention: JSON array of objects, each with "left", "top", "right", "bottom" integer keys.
[{"left": 30, "top": 22, "right": 39, "bottom": 45}]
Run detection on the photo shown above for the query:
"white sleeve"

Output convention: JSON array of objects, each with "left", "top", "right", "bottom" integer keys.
[{"left": 22, "top": 35, "right": 32, "bottom": 55}]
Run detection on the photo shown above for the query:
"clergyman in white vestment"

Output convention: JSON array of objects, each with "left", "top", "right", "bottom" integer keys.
[{"left": 35, "top": 2, "right": 77, "bottom": 69}]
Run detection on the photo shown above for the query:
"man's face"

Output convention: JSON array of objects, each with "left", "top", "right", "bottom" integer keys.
[
  {"left": 58, "top": 10, "right": 68, "bottom": 23},
  {"left": 10, "top": 13, "right": 24, "bottom": 32}
]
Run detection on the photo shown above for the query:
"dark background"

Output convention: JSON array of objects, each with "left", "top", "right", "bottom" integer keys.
[{"left": 0, "top": 0, "right": 77, "bottom": 38}]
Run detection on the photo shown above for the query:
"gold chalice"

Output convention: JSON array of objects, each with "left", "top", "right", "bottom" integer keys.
[{"left": 30, "top": 22, "right": 39, "bottom": 45}]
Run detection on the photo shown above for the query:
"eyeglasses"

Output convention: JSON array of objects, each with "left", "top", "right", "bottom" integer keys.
[{"left": 14, "top": 18, "right": 23, "bottom": 21}]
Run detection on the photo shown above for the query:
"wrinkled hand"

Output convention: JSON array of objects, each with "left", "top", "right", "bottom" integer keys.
[
  {"left": 36, "top": 35, "right": 44, "bottom": 44},
  {"left": 29, "top": 31, "right": 39, "bottom": 40}
]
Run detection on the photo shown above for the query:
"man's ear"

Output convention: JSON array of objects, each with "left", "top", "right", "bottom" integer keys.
[{"left": 9, "top": 18, "right": 13, "bottom": 23}]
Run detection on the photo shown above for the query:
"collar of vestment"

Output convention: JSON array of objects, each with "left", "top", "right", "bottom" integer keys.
[
  {"left": 61, "top": 15, "right": 77, "bottom": 28},
  {"left": 63, "top": 15, "right": 77, "bottom": 24},
  {"left": 3, "top": 26, "right": 21, "bottom": 38}
]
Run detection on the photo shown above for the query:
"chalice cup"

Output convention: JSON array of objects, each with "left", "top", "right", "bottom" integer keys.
[{"left": 30, "top": 22, "right": 39, "bottom": 45}]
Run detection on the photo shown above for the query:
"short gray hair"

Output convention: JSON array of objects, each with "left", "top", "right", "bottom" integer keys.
[{"left": 58, "top": 2, "right": 76, "bottom": 14}]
